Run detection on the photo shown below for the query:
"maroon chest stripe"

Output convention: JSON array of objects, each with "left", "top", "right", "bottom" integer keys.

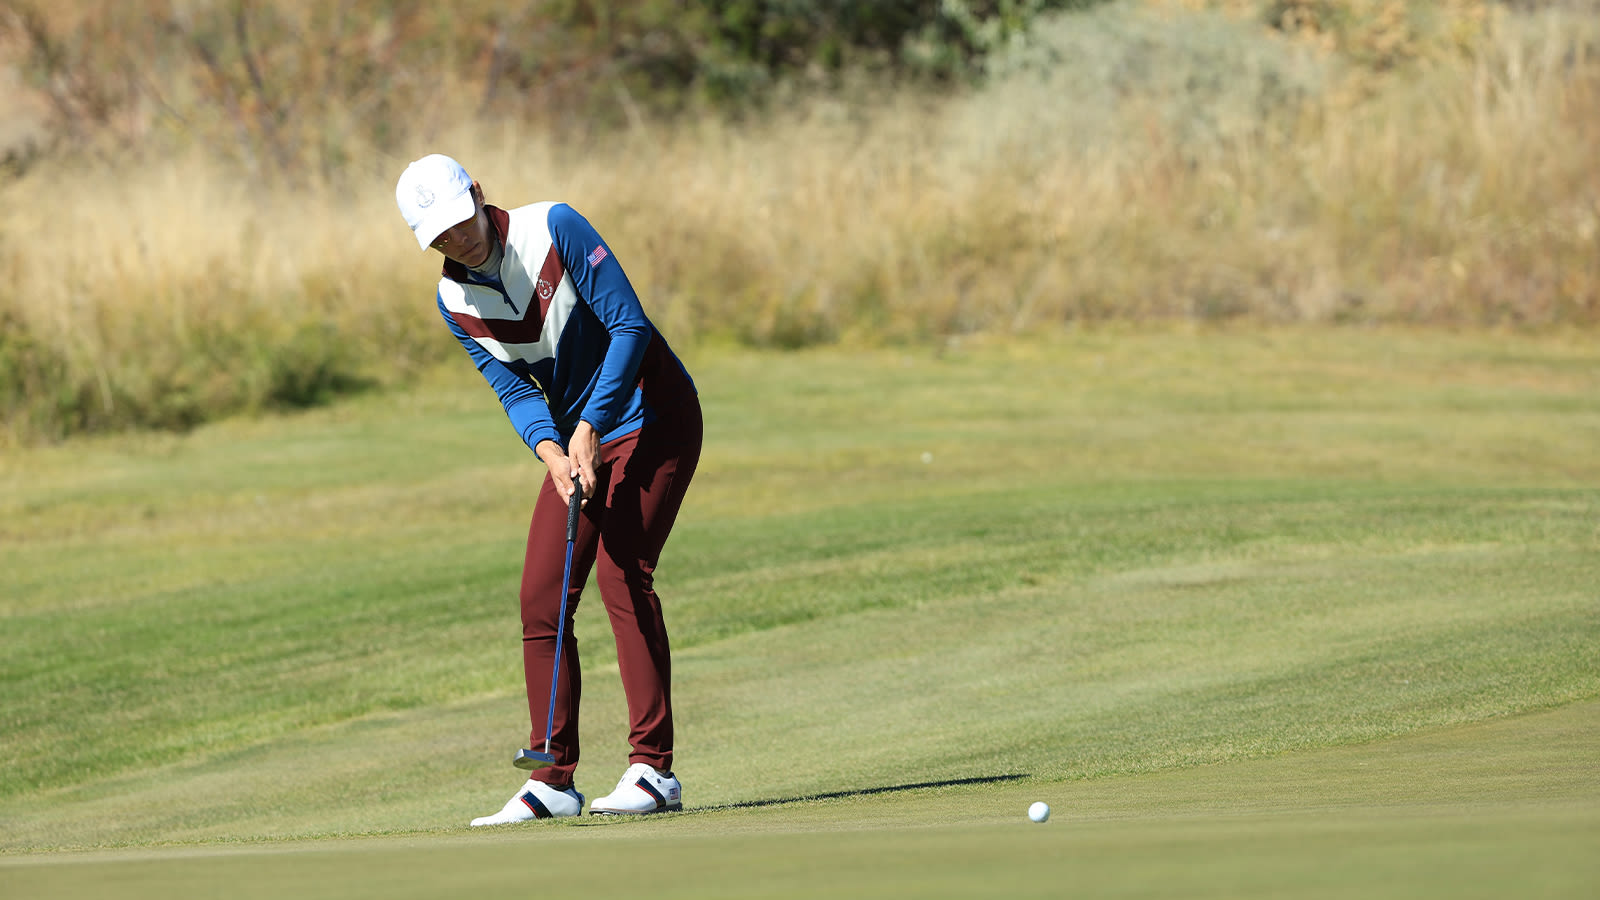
[{"left": 450, "top": 310, "right": 545, "bottom": 345}]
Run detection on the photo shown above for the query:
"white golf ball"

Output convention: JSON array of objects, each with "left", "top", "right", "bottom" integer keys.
[{"left": 1028, "top": 801, "right": 1050, "bottom": 823}]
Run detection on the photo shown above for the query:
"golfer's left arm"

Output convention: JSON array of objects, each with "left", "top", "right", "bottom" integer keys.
[{"left": 551, "top": 203, "right": 653, "bottom": 495}]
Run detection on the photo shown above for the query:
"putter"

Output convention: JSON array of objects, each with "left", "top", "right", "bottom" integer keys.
[{"left": 514, "top": 481, "right": 584, "bottom": 771}]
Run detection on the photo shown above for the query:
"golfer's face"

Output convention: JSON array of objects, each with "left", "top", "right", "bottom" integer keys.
[{"left": 431, "top": 201, "right": 492, "bottom": 268}]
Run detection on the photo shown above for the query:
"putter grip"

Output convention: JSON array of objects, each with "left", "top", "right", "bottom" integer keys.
[{"left": 566, "top": 484, "right": 583, "bottom": 542}]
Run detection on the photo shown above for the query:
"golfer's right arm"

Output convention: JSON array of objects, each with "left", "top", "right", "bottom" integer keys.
[{"left": 441, "top": 303, "right": 565, "bottom": 468}]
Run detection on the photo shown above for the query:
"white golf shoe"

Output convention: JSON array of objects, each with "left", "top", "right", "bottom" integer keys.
[
  {"left": 470, "top": 778, "right": 585, "bottom": 826},
  {"left": 588, "top": 763, "right": 683, "bottom": 815}
]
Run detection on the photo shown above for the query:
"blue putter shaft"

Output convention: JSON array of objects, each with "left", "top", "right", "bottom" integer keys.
[{"left": 516, "top": 483, "right": 584, "bottom": 772}]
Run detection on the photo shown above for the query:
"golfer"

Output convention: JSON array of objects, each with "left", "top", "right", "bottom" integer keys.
[{"left": 395, "top": 154, "right": 700, "bottom": 822}]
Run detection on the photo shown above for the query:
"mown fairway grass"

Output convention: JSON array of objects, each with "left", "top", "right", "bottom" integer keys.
[{"left": 2, "top": 328, "right": 1598, "bottom": 897}]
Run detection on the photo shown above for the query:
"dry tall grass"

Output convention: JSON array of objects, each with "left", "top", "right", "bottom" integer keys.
[{"left": 1, "top": 2, "right": 1596, "bottom": 442}]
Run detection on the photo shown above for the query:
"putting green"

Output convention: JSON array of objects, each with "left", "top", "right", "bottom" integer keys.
[{"left": 4, "top": 700, "right": 1596, "bottom": 899}]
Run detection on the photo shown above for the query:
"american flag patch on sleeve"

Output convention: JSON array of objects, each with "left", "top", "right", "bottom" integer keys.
[{"left": 586, "top": 245, "right": 609, "bottom": 267}]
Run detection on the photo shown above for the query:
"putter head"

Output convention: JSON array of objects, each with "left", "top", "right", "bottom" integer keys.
[{"left": 513, "top": 748, "right": 556, "bottom": 771}]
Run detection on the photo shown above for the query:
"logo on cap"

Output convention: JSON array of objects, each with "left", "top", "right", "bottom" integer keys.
[{"left": 416, "top": 185, "right": 435, "bottom": 208}]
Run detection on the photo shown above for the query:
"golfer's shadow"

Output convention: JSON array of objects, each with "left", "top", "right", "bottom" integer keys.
[{"left": 687, "top": 774, "right": 1029, "bottom": 813}]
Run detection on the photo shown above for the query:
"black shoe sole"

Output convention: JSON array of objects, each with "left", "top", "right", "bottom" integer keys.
[{"left": 587, "top": 803, "right": 683, "bottom": 816}]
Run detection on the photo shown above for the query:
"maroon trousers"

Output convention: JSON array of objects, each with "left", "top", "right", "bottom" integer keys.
[{"left": 518, "top": 399, "right": 701, "bottom": 786}]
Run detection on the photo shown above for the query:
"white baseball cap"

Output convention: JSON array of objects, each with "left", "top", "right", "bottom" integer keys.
[{"left": 395, "top": 154, "right": 477, "bottom": 249}]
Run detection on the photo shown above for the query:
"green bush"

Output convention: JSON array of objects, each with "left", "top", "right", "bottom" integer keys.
[
  {"left": 1, "top": 1, "right": 1101, "bottom": 181},
  {"left": 0, "top": 306, "right": 82, "bottom": 442}
]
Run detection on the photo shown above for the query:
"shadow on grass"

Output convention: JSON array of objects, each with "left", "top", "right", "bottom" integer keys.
[{"left": 689, "top": 774, "right": 1031, "bottom": 813}]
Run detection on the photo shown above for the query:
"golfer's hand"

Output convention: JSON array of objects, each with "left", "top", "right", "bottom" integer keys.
[
  {"left": 566, "top": 422, "right": 600, "bottom": 504},
  {"left": 536, "top": 439, "right": 583, "bottom": 504}
]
